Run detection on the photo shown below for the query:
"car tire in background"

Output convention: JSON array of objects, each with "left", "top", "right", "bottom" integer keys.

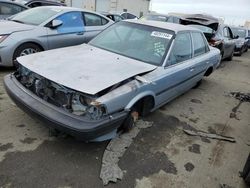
[
  {"left": 226, "top": 52, "right": 234, "bottom": 61},
  {"left": 241, "top": 153, "right": 250, "bottom": 185},
  {"left": 13, "top": 43, "right": 42, "bottom": 67}
]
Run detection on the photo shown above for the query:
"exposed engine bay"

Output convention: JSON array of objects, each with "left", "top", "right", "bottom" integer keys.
[{"left": 15, "top": 65, "right": 109, "bottom": 120}]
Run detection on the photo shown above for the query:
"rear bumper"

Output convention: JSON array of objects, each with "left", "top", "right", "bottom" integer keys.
[{"left": 4, "top": 74, "right": 128, "bottom": 141}]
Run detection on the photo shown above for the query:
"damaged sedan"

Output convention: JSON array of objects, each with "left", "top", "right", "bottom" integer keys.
[{"left": 4, "top": 20, "right": 221, "bottom": 141}]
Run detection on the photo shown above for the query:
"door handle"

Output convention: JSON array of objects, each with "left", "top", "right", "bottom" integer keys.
[
  {"left": 190, "top": 68, "right": 195, "bottom": 72},
  {"left": 76, "top": 32, "right": 84, "bottom": 35}
]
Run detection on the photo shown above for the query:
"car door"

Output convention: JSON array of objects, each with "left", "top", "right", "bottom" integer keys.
[
  {"left": 223, "top": 26, "right": 234, "bottom": 57},
  {"left": 82, "top": 12, "right": 110, "bottom": 42},
  {"left": 46, "top": 11, "right": 85, "bottom": 50},
  {"left": 191, "top": 32, "right": 211, "bottom": 75},
  {"left": 154, "top": 32, "right": 195, "bottom": 106}
]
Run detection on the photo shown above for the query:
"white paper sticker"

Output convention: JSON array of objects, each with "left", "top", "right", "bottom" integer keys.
[{"left": 151, "top": 31, "right": 173, "bottom": 39}]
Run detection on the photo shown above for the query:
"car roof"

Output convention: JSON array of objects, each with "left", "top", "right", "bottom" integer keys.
[
  {"left": 125, "top": 19, "right": 201, "bottom": 33},
  {"left": 0, "top": 0, "right": 28, "bottom": 8},
  {"left": 32, "top": 5, "right": 100, "bottom": 14}
]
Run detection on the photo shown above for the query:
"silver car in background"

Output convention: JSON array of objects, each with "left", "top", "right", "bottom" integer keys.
[{"left": 0, "top": 6, "right": 113, "bottom": 67}]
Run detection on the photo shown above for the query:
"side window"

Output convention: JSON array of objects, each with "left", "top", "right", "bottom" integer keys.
[
  {"left": 0, "top": 3, "right": 24, "bottom": 15},
  {"left": 168, "top": 32, "right": 192, "bottom": 65},
  {"left": 173, "top": 17, "right": 180, "bottom": 23},
  {"left": 27, "top": 2, "right": 42, "bottom": 8},
  {"left": 121, "top": 13, "right": 128, "bottom": 19},
  {"left": 84, "top": 13, "right": 108, "bottom": 26},
  {"left": 114, "top": 15, "right": 123, "bottom": 22},
  {"left": 55, "top": 12, "right": 84, "bottom": 33},
  {"left": 127, "top": 13, "right": 137, "bottom": 19},
  {"left": 223, "top": 27, "right": 230, "bottom": 38},
  {"left": 192, "top": 32, "right": 207, "bottom": 57}
]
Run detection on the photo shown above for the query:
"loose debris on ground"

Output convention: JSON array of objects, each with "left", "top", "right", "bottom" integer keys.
[
  {"left": 100, "top": 120, "right": 153, "bottom": 185},
  {"left": 229, "top": 92, "right": 250, "bottom": 120},
  {"left": 183, "top": 129, "right": 236, "bottom": 143}
]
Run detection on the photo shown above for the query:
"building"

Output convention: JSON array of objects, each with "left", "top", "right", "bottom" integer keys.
[
  {"left": 65, "top": 0, "right": 150, "bottom": 17},
  {"left": 245, "top": 21, "right": 250, "bottom": 29}
]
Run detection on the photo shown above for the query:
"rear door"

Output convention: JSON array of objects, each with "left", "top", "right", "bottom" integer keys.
[
  {"left": 191, "top": 31, "right": 211, "bottom": 76},
  {"left": 46, "top": 11, "right": 85, "bottom": 49},
  {"left": 223, "top": 26, "right": 234, "bottom": 57}
]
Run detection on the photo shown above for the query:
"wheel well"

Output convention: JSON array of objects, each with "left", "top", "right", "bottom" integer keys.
[
  {"left": 15, "top": 42, "right": 44, "bottom": 53},
  {"left": 204, "top": 67, "right": 213, "bottom": 77},
  {"left": 132, "top": 96, "right": 155, "bottom": 117}
]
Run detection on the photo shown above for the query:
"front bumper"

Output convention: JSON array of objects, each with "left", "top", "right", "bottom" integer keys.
[{"left": 4, "top": 74, "right": 128, "bottom": 141}]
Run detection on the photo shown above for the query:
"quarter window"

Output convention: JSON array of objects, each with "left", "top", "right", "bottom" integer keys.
[
  {"left": 168, "top": 32, "right": 192, "bottom": 65},
  {"left": 84, "top": 13, "right": 108, "bottom": 26},
  {"left": 223, "top": 27, "right": 230, "bottom": 38},
  {"left": 192, "top": 32, "right": 207, "bottom": 57}
]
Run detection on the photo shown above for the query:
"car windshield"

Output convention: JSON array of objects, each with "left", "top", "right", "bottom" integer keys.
[
  {"left": 231, "top": 28, "right": 247, "bottom": 38},
  {"left": 189, "top": 24, "right": 214, "bottom": 34},
  {"left": 89, "top": 22, "right": 174, "bottom": 66},
  {"left": 10, "top": 7, "right": 62, "bottom": 25},
  {"left": 141, "top": 15, "right": 169, "bottom": 22}
]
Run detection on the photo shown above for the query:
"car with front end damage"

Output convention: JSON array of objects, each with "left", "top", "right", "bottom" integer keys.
[
  {"left": 231, "top": 26, "right": 248, "bottom": 55},
  {"left": 4, "top": 20, "right": 221, "bottom": 141},
  {"left": 181, "top": 14, "right": 236, "bottom": 61}
]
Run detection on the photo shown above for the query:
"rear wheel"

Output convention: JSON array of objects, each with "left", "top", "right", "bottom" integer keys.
[{"left": 13, "top": 43, "right": 42, "bottom": 67}]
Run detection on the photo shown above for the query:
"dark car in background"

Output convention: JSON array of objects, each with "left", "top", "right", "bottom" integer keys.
[
  {"left": 14, "top": 0, "right": 65, "bottom": 8},
  {"left": 141, "top": 13, "right": 181, "bottom": 24},
  {"left": 181, "top": 14, "right": 236, "bottom": 61},
  {"left": 231, "top": 27, "right": 248, "bottom": 55},
  {"left": 0, "top": 0, "right": 27, "bottom": 19},
  {"left": 101, "top": 12, "right": 124, "bottom": 22}
]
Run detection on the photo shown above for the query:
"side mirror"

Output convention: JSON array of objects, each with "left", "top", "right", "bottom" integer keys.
[
  {"left": 234, "top": 35, "right": 239, "bottom": 39},
  {"left": 50, "top": 20, "right": 63, "bottom": 29}
]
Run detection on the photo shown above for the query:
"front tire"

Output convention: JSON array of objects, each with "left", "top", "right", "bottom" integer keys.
[
  {"left": 13, "top": 43, "right": 42, "bottom": 67},
  {"left": 226, "top": 51, "right": 234, "bottom": 61}
]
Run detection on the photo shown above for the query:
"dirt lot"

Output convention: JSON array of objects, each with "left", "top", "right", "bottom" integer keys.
[{"left": 0, "top": 52, "right": 250, "bottom": 188}]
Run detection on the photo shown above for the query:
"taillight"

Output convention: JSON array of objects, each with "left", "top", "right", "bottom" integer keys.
[{"left": 209, "top": 39, "right": 222, "bottom": 47}]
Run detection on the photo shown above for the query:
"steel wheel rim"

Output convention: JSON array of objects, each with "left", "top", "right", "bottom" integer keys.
[{"left": 20, "top": 48, "right": 38, "bottom": 56}]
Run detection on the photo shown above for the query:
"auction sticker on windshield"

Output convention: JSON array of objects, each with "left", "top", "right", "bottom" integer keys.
[{"left": 151, "top": 31, "right": 173, "bottom": 39}]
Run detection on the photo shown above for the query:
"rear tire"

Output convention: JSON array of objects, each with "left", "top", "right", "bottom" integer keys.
[{"left": 13, "top": 43, "right": 42, "bottom": 67}]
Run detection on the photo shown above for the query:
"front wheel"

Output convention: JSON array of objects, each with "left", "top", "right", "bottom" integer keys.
[{"left": 13, "top": 43, "right": 42, "bottom": 67}]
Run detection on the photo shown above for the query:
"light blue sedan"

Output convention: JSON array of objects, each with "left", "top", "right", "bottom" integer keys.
[{"left": 4, "top": 20, "right": 221, "bottom": 141}]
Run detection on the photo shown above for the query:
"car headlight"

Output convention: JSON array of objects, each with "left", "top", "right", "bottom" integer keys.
[
  {"left": 0, "top": 35, "right": 9, "bottom": 43},
  {"left": 87, "top": 102, "right": 107, "bottom": 120},
  {"left": 71, "top": 94, "right": 107, "bottom": 120}
]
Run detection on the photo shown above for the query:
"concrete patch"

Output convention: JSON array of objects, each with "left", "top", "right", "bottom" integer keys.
[
  {"left": 188, "top": 144, "right": 201, "bottom": 154},
  {"left": 16, "top": 124, "right": 26, "bottom": 128},
  {"left": 0, "top": 143, "right": 13, "bottom": 152},
  {"left": 100, "top": 120, "right": 153, "bottom": 185},
  {"left": 20, "top": 137, "right": 37, "bottom": 144},
  {"left": 190, "top": 99, "right": 202, "bottom": 104},
  {"left": 0, "top": 139, "right": 107, "bottom": 188},
  {"left": 184, "top": 162, "right": 195, "bottom": 172}
]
